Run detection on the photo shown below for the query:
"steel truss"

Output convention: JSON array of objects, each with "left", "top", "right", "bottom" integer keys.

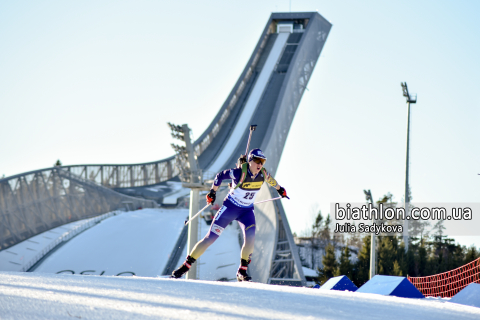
[
  {"left": 64, "top": 159, "right": 178, "bottom": 188},
  {"left": 0, "top": 168, "right": 158, "bottom": 250},
  {"left": 268, "top": 197, "right": 306, "bottom": 286}
]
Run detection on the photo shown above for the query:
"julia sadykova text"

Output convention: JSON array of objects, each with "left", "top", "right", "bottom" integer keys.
[{"left": 334, "top": 222, "right": 403, "bottom": 235}]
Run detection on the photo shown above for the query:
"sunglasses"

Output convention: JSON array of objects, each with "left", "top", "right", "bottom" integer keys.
[{"left": 252, "top": 157, "right": 266, "bottom": 165}]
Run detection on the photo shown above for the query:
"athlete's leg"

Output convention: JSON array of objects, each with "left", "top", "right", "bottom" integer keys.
[
  {"left": 189, "top": 203, "right": 240, "bottom": 259},
  {"left": 236, "top": 208, "right": 256, "bottom": 262},
  {"left": 235, "top": 208, "right": 255, "bottom": 281}
]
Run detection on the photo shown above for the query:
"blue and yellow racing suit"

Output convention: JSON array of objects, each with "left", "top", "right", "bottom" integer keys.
[{"left": 189, "top": 164, "right": 279, "bottom": 262}]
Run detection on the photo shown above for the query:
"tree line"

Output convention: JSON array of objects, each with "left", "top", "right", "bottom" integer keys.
[{"left": 303, "top": 195, "right": 480, "bottom": 287}]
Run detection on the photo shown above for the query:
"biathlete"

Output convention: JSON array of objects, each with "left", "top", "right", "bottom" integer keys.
[{"left": 171, "top": 148, "right": 288, "bottom": 281}]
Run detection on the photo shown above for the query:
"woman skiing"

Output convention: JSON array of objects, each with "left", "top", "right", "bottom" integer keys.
[{"left": 171, "top": 148, "right": 288, "bottom": 281}]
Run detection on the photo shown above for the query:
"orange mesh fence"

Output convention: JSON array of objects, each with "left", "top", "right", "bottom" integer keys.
[{"left": 408, "top": 258, "right": 480, "bottom": 298}]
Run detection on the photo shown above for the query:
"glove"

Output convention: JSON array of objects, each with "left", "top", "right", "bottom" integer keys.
[
  {"left": 236, "top": 154, "right": 247, "bottom": 168},
  {"left": 206, "top": 189, "right": 216, "bottom": 204},
  {"left": 277, "top": 186, "right": 287, "bottom": 198}
]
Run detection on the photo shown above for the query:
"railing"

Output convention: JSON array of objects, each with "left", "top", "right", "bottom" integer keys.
[
  {"left": 63, "top": 157, "right": 179, "bottom": 188},
  {"left": 0, "top": 168, "right": 158, "bottom": 251}
]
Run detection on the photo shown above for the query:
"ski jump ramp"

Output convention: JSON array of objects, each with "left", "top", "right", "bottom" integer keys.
[{"left": 0, "top": 12, "right": 331, "bottom": 285}]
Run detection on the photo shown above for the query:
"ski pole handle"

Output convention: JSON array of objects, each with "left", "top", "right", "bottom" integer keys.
[{"left": 185, "top": 204, "right": 211, "bottom": 225}]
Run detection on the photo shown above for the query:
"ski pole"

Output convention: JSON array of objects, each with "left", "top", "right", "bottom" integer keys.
[
  {"left": 253, "top": 196, "right": 290, "bottom": 205},
  {"left": 184, "top": 203, "right": 211, "bottom": 225},
  {"left": 245, "top": 125, "right": 257, "bottom": 156},
  {"left": 185, "top": 195, "right": 289, "bottom": 225}
]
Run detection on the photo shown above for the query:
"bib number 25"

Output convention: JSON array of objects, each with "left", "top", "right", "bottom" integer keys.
[{"left": 243, "top": 192, "right": 255, "bottom": 199}]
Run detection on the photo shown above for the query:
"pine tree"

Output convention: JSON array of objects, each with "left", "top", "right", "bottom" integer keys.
[
  {"left": 317, "top": 244, "right": 337, "bottom": 285},
  {"left": 392, "top": 260, "right": 403, "bottom": 276},
  {"left": 417, "top": 238, "right": 428, "bottom": 276},
  {"left": 432, "top": 220, "right": 446, "bottom": 242},
  {"left": 464, "top": 246, "right": 479, "bottom": 264},
  {"left": 447, "top": 239, "right": 465, "bottom": 271},
  {"left": 348, "top": 222, "right": 362, "bottom": 248},
  {"left": 405, "top": 241, "right": 416, "bottom": 276},
  {"left": 312, "top": 211, "right": 323, "bottom": 237},
  {"left": 338, "top": 246, "right": 354, "bottom": 278},
  {"left": 429, "top": 221, "right": 451, "bottom": 274},
  {"left": 321, "top": 214, "right": 331, "bottom": 244},
  {"left": 409, "top": 217, "right": 430, "bottom": 241},
  {"left": 310, "top": 211, "right": 323, "bottom": 269},
  {"left": 378, "top": 236, "right": 397, "bottom": 275},
  {"left": 353, "top": 235, "right": 370, "bottom": 287}
]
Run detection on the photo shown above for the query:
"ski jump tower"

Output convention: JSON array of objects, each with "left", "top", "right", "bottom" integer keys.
[
  {"left": 0, "top": 12, "right": 331, "bottom": 285},
  {"left": 194, "top": 12, "right": 331, "bottom": 285}
]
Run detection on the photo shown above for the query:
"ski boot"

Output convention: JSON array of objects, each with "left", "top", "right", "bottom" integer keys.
[
  {"left": 236, "top": 259, "right": 252, "bottom": 282},
  {"left": 171, "top": 256, "right": 196, "bottom": 279}
]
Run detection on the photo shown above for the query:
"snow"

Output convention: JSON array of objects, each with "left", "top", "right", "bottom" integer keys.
[
  {"left": 4, "top": 206, "right": 243, "bottom": 281},
  {"left": 302, "top": 267, "right": 318, "bottom": 277},
  {"left": 0, "top": 212, "right": 117, "bottom": 272},
  {"left": 1, "top": 271, "right": 480, "bottom": 320},
  {"left": 170, "top": 210, "right": 243, "bottom": 281},
  {"left": 196, "top": 215, "right": 241, "bottom": 281},
  {"left": 2, "top": 211, "right": 479, "bottom": 319},
  {"left": 30, "top": 209, "right": 188, "bottom": 277},
  {"left": 162, "top": 181, "right": 191, "bottom": 205}
]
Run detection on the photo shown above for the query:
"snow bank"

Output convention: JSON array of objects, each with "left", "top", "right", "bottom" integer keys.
[
  {"left": 0, "top": 211, "right": 117, "bottom": 272},
  {"left": 1, "top": 271, "right": 479, "bottom": 320},
  {"left": 31, "top": 208, "right": 188, "bottom": 277}
]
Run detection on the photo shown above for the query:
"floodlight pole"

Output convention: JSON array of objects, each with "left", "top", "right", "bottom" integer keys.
[
  {"left": 169, "top": 123, "right": 209, "bottom": 280},
  {"left": 181, "top": 124, "right": 204, "bottom": 280},
  {"left": 401, "top": 82, "right": 417, "bottom": 252},
  {"left": 364, "top": 189, "right": 376, "bottom": 279}
]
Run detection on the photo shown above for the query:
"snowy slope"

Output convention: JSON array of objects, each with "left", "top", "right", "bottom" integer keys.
[
  {"left": 0, "top": 211, "right": 116, "bottom": 273},
  {"left": 31, "top": 208, "right": 188, "bottom": 277},
  {"left": 1, "top": 271, "right": 479, "bottom": 320},
  {"left": 171, "top": 213, "right": 243, "bottom": 281},
  {"left": 196, "top": 216, "right": 241, "bottom": 281}
]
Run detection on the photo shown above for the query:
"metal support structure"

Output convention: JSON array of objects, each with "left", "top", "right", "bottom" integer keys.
[
  {"left": 168, "top": 123, "right": 209, "bottom": 280},
  {"left": 182, "top": 124, "right": 198, "bottom": 183},
  {"left": 186, "top": 189, "right": 199, "bottom": 280},
  {"left": 401, "top": 82, "right": 417, "bottom": 252},
  {"left": 56, "top": 158, "right": 180, "bottom": 189},
  {"left": 404, "top": 101, "right": 412, "bottom": 251},
  {"left": 364, "top": 189, "right": 376, "bottom": 279},
  {"left": 0, "top": 168, "right": 158, "bottom": 250}
]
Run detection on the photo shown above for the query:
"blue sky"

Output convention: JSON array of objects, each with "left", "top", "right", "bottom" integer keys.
[{"left": 1, "top": 1, "right": 479, "bottom": 247}]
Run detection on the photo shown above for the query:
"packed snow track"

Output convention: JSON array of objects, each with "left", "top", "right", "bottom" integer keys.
[{"left": 1, "top": 272, "right": 479, "bottom": 320}]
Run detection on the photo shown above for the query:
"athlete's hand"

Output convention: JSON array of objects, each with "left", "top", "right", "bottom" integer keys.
[
  {"left": 206, "top": 189, "right": 216, "bottom": 204},
  {"left": 237, "top": 154, "right": 247, "bottom": 168},
  {"left": 277, "top": 186, "right": 287, "bottom": 198}
]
